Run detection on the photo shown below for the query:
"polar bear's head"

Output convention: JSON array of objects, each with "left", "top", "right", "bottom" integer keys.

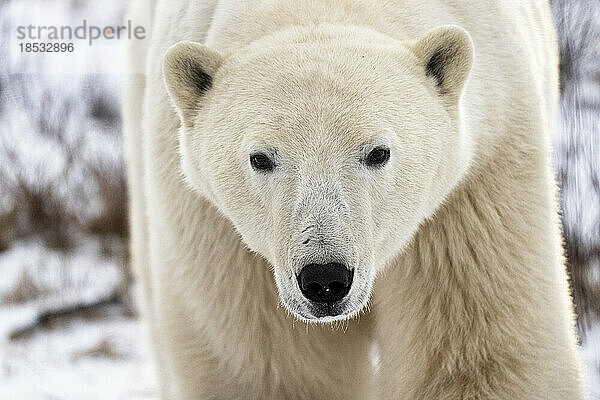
[{"left": 163, "top": 25, "right": 473, "bottom": 322}]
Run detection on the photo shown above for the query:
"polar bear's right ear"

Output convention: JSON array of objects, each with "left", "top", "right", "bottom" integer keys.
[{"left": 163, "top": 41, "right": 224, "bottom": 128}]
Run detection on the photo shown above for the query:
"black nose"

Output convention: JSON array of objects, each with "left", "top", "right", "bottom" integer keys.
[{"left": 297, "top": 263, "right": 353, "bottom": 304}]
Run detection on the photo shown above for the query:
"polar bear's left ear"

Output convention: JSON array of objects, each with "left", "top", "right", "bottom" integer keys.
[
  {"left": 410, "top": 25, "right": 473, "bottom": 107},
  {"left": 163, "top": 41, "right": 224, "bottom": 128}
]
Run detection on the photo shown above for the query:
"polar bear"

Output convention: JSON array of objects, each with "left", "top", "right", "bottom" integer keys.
[{"left": 122, "top": 0, "right": 585, "bottom": 398}]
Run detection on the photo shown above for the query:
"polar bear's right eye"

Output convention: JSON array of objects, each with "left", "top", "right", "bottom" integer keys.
[{"left": 250, "top": 152, "right": 275, "bottom": 172}]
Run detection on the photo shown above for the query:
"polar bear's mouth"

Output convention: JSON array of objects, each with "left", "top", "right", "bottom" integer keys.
[
  {"left": 290, "top": 292, "right": 370, "bottom": 323},
  {"left": 307, "top": 300, "right": 351, "bottom": 319}
]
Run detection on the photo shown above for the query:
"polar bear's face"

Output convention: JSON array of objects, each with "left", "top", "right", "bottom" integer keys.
[{"left": 164, "top": 25, "right": 473, "bottom": 322}]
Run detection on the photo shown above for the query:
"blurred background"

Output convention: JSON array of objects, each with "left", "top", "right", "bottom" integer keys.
[{"left": 0, "top": 0, "right": 597, "bottom": 399}]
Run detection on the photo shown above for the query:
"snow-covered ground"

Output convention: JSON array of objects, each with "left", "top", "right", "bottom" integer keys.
[
  {"left": 583, "top": 327, "right": 600, "bottom": 399},
  {"left": 1, "top": 305, "right": 155, "bottom": 400},
  {"left": 0, "top": 239, "right": 157, "bottom": 400}
]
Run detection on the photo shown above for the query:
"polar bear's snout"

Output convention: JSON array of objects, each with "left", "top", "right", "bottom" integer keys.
[{"left": 296, "top": 262, "right": 353, "bottom": 305}]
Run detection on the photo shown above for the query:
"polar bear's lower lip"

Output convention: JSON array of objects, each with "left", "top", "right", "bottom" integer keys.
[
  {"left": 286, "top": 297, "right": 365, "bottom": 323},
  {"left": 308, "top": 301, "right": 347, "bottom": 318}
]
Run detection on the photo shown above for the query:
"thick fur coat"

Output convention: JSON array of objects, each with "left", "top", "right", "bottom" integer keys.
[{"left": 122, "top": 0, "right": 585, "bottom": 398}]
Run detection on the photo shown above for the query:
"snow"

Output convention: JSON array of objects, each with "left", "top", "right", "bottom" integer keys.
[
  {"left": 583, "top": 326, "right": 600, "bottom": 400},
  {"left": 0, "top": 238, "right": 123, "bottom": 339},
  {"left": 0, "top": 306, "right": 156, "bottom": 400},
  {"left": 0, "top": 238, "right": 157, "bottom": 400}
]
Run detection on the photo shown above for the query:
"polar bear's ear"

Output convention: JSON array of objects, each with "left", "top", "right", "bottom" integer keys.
[
  {"left": 410, "top": 26, "right": 473, "bottom": 106},
  {"left": 163, "top": 41, "right": 223, "bottom": 128}
]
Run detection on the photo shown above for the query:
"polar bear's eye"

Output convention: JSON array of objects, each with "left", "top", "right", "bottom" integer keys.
[
  {"left": 364, "top": 146, "right": 390, "bottom": 168},
  {"left": 250, "top": 152, "right": 275, "bottom": 172}
]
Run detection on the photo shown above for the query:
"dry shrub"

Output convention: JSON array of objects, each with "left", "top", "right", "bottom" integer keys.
[
  {"left": 1, "top": 269, "right": 45, "bottom": 305},
  {"left": 72, "top": 338, "right": 127, "bottom": 361},
  {"left": 0, "top": 206, "right": 15, "bottom": 251}
]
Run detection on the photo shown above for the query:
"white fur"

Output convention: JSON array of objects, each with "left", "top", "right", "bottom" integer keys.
[{"left": 122, "top": 0, "right": 585, "bottom": 398}]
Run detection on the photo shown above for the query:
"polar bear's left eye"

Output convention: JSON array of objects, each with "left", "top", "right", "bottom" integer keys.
[{"left": 364, "top": 146, "right": 391, "bottom": 168}]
